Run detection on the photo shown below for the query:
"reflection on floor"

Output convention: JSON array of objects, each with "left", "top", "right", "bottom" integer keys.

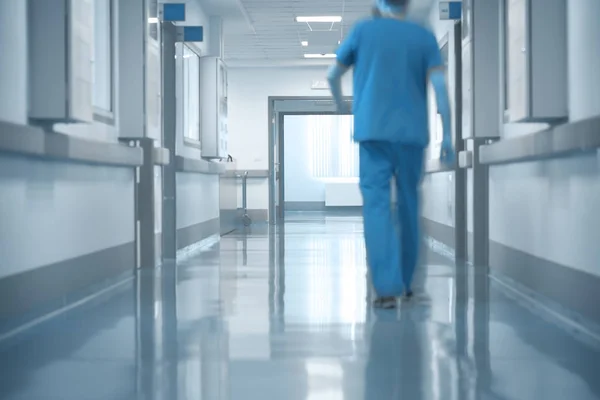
[{"left": 1, "top": 213, "right": 600, "bottom": 399}]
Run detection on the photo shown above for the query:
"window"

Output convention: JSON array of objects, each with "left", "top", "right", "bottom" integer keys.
[
  {"left": 307, "top": 115, "right": 359, "bottom": 179},
  {"left": 92, "top": 0, "right": 113, "bottom": 116},
  {"left": 182, "top": 45, "right": 201, "bottom": 142}
]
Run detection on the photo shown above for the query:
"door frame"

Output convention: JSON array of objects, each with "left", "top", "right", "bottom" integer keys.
[
  {"left": 267, "top": 97, "right": 353, "bottom": 224},
  {"left": 160, "top": 22, "right": 178, "bottom": 262},
  {"left": 452, "top": 21, "right": 467, "bottom": 261}
]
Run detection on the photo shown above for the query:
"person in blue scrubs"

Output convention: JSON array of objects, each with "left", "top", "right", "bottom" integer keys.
[{"left": 327, "top": 0, "right": 454, "bottom": 308}]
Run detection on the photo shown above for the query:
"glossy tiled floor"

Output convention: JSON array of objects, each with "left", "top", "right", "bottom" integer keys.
[{"left": 1, "top": 214, "right": 600, "bottom": 399}]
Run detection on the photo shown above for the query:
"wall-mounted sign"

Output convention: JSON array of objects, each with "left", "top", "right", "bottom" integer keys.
[
  {"left": 176, "top": 26, "right": 203, "bottom": 42},
  {"left": 161, "top": 3, "right": 186, "bottom": 22},
  {"left": 440, "top": 1, "right": 462, "bottom": 20}
]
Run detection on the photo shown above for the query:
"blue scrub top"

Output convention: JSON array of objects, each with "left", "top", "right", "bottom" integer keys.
[{"left": 336, "top": 18, "right": 443, "bottom": 147}]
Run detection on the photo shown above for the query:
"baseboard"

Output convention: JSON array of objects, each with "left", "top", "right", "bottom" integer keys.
[
  {"left": 324, "top": 206, "right": 363, "bottom": 214},
  {"left": 421, "top": 217, "right": 455, "bottom": 249},
  {"left": 220, "top": 209, "right": 240, "bottom": 235},
  {"left": 246, "top": 209, "right": 268, "bottom": 223},
  {"left": 177, "top": 218, "right": 220, "bottom": 250},
  {"left": 283, "top": 203, "right": 363, "bottom": 214},
  {"left": 285, "top": 201, "right": 326, "bottom": 211},
  {"left": 0, "top": 242, "right": 135, "bottom": 338},
  {"left": 424, "top": 234, "right": 600, "bottom": 343},
  {"left": 489, "top": 240, "right": 600, "bottom": 332}
]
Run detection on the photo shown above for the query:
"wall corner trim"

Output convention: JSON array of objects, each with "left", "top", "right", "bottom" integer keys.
[{"left": 175, "top": 155, "right": 226, "bottom": 174}]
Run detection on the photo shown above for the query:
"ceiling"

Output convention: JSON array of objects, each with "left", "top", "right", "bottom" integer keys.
[{"left": 198, "top": 0, "right": 436, "bottom": 67}]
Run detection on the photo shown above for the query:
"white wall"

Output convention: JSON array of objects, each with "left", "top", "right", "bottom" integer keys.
[
  {"left": 227, "top": 67, "right": 353, "bottom": 212},
  {"left": 421, "top": 0, "right": 600, "bottom": 276},
  {"left": 423, "top": 0, "right": 600, "bottom": 278},
  {"left": 176, "top": 173, "right": 220, "bottom": 229},
  {"left": 0, "top": 0, "right": 137, "bottom": 281},
  {"left": 0, "top": 0, "right": 220, "bottom": 281},
  {"left": 0, "top": 158, "right": 134, "bottom": 279},
  {"left": 489, "top": 155, "right": 600, "bottom": 276},
  {"left": 490, "top": 0, "right": 600, "bottom": 275},
  {"left": 489, "top": 0, "right": 600, "bottom": 277}
]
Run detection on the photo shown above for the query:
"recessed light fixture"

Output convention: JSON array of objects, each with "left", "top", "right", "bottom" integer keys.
[
  {"left": 295, "top": 16, "right": 342, "bottom": 23},
  {"left": 301, "top": 41, "right": 309, "bottom": 47},
  {"left": 304, "top": 53, "right": 336, "bottom": 59},
  {"left": 148, "top": 17, "right": 159, "bottom": 23}
]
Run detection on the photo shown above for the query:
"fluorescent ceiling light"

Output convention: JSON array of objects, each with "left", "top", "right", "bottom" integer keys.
[
  {"left": 301, "top": 41, "right": 309, "bottom": 47},
  {"left": 148, "top": 17, "right": 159, "bottom": 23},
  {"left": 295, "top": 16, "right": 342, "bottom": 23},
  {"left": 304, "top": 53, "right": 336, "bottom": 59}
]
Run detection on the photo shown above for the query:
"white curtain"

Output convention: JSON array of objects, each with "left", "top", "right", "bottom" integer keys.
[{"left": 307, "top": 115, "right": 359, "bottom": 179}]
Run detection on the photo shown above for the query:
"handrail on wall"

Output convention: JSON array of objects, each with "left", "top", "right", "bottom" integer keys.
[
  {"left": 479, "top": 116, "right": 600, "bottom": 166},
  {"left": 175, "top": 155, "right": 226, "bottom": 174},
  {"left": 0, "top": 121, "right": 143, "bottom": 167},
  {"left": 425, "top": 115, "right": 600, "bottom": 171},
  {"left": 423, "top": 158, "right": 457, "bottom": 175},
  {"left": 223, "top": 169, "right": 269, "bottom": 178}
]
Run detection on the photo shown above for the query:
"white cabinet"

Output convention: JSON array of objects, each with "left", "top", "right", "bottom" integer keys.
[
  {"left": 504, "top": 0, "right": 567, "bottom": 123},
  {"left": 29, "top": 0, "right": 94, "bottom": 124},
  {"left": 200, "top": 57, "right": 228, "bottom": 159},
  {"left": 461, "top": 0, "right": 501, "bottom": 139}
]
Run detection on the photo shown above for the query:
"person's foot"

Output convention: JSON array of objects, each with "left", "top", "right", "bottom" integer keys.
[
  {"left": 373, "top": 296, "right": 396, "bottom": 309},
  {"left": 402, "top": 289, "right": 414, "bottom": 300}
]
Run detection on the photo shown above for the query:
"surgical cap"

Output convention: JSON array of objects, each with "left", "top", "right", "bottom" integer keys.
[{"left": 375, "top": 0, "right": 408, "bottom": 15}]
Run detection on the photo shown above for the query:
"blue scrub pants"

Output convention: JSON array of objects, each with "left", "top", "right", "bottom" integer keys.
[{"left": 359, "top": 141, "right": 424, "bottom": 297}]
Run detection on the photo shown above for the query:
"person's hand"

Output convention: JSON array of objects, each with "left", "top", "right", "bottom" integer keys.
[{"left": 440, "top": 135, "right": 455, "bottom": 165}]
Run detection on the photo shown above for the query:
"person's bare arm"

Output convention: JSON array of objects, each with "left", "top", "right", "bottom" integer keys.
[
  {"left": 328, "top": 23, "right": 360, "bottom": 113},
  {"left": 327, "top": 62, "right": 351, "bottom": 112}
]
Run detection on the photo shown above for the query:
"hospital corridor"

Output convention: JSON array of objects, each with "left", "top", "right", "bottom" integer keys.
[{"left": 1, "top": 0, "right": 600, "bottom": 399}]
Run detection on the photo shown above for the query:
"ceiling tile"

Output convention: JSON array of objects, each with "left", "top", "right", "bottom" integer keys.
[{"left": 222, "top": 0, "right": 372, "bottom": 62}]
